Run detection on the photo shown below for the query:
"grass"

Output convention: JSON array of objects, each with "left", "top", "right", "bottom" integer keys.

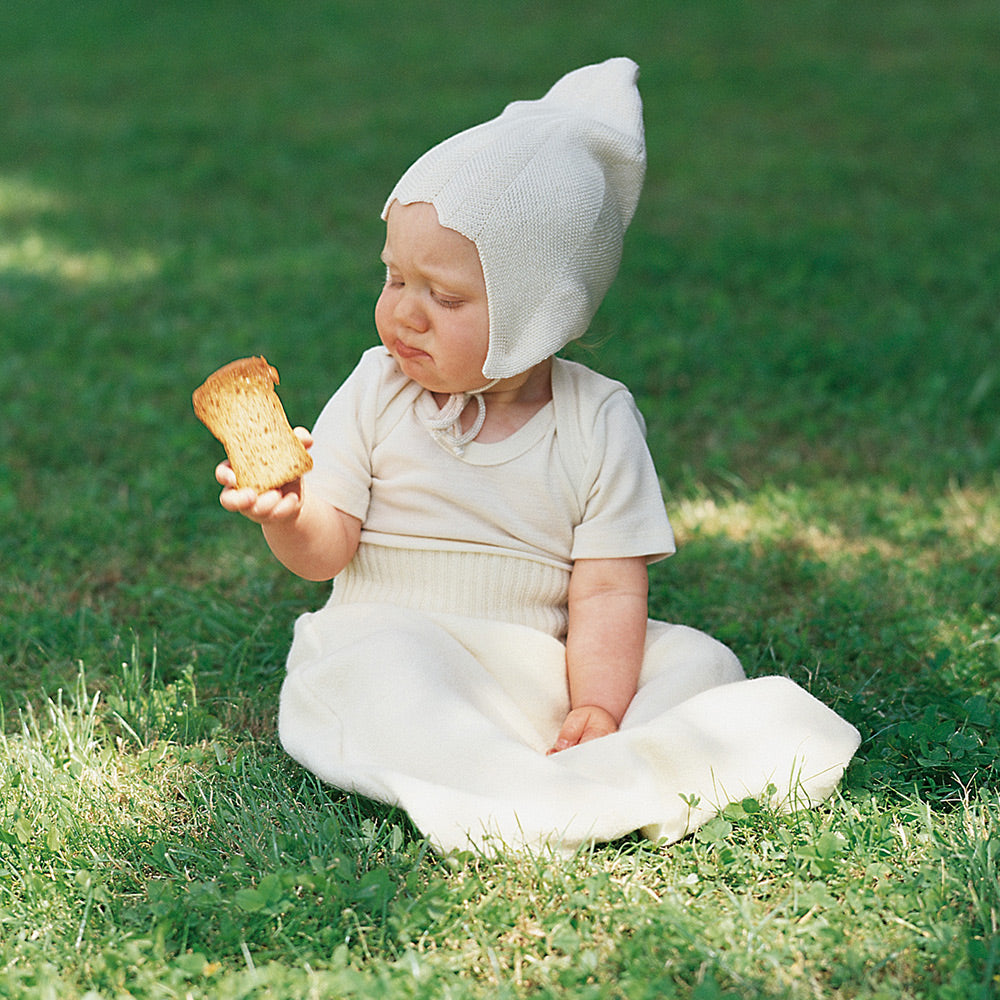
[{"left": 1, "top": 0, "right": 998, "bottom": 996}]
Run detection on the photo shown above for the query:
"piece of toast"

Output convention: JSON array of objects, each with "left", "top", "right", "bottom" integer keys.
[{"left": 192, "top": 356, "right": 313, "bottom": 494}]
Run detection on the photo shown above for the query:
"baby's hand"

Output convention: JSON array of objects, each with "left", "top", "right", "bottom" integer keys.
[
  {"left": 217, "top": 427, "right": 312, "bottom": 524},
  {"left": 547, "top": 705, "right": 619, "bottom": 755}
]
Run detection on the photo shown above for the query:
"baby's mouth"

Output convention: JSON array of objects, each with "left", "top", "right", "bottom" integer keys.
[{"left": 394, "top": 340, "right": 431, "bottom": 361}]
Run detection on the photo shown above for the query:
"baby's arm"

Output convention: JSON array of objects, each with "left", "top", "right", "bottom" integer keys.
[
  {"left": 216, "top": 427, "right": 361, "bottom": 581},
  {"left": 549, "top": 556, "right": 648, "bottom": 754}
]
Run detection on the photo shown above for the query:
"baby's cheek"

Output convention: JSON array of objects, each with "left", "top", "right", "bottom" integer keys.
[{"left": 374, "top": 293, "right": 392, "bottom": 338}]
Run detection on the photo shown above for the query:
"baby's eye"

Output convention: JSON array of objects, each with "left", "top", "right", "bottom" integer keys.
[{"left": 433, "top": 293, "right": 464, "bottom": 309}]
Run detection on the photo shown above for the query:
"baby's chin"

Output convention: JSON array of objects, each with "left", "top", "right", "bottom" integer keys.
[{"left": 391, "top": 351, "right": 486, "bottom": 396}]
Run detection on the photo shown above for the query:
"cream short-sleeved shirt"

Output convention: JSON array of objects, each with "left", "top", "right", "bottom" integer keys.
[{"left": 306, "top": 347, "right": 675, "bottom": 571}]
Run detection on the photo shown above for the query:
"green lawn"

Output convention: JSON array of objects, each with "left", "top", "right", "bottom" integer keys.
[{"left": 1, "top": 1, "right": 998, "bottom": 996}]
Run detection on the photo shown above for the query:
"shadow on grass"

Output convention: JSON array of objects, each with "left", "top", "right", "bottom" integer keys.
[{"left": 653, "top": 526, "right": 1000, "bottom": 809}]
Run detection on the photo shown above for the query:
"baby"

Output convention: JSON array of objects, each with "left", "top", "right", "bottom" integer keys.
[{"left": 217, "top": 58, "right": 859, "bottom": 853}]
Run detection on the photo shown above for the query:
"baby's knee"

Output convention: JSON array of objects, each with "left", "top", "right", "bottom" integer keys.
[{"left": 641, "top": 622, "right": 745, "bottom": 688}]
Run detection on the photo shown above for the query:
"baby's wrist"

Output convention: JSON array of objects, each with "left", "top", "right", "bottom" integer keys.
[
  {"left": 569, "top": 704, "right": 620, "bottom": 727},
  {"left": 570, "top": 700, "right": 624, "bottom": 726}
]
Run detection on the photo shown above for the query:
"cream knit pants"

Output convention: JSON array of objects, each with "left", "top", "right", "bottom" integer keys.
[{"left": 278, "top": 601, "right": 860, "bottom": 854}]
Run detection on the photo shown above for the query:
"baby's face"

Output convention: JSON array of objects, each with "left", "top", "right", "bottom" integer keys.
[{"left": 376, "top": 201, "right": 491, "bottom": 395}]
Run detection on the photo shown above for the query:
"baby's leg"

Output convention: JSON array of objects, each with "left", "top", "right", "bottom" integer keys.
[
  {"left": 621, "top": 621, "right": 745, "bottom": 728},
  {"left": 279, "top": 603, "right": 547, "bottom": 795},
  {"left": 278, "top": 603, "right": 602, "bottom": 847}
]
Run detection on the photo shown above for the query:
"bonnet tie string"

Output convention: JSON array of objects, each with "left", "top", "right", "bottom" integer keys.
[{"left": 423, "top": 381, "right": 499, "bottom": 455}]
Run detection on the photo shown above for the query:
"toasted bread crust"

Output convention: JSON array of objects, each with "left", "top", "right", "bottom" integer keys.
[{"left": 192, "top": 356, "right": 313, "bottom": 493}]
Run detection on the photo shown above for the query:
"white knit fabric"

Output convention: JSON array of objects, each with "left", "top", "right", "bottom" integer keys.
[
  {"left": 280, "top": 606, "right": 861, "bottom": 855},
  {"left": 331, "top": 544, "right": 572, "bottom": 637},
  {"left": 382, "top": 57, "right": 646, "bottom": 379},
  {"left": 421, "top": 379, "right": 498, "bottom": 455}
]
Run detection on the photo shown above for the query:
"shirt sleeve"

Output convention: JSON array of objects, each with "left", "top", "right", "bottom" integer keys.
[
  {"left": 304, "top": 349, "right": 383, "bottom": 522},
  {"left": 569, "top": 388, "right": 676, "bottom": 564}
]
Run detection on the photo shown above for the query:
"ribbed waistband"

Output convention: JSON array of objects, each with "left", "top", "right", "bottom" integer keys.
[{"left": 330, "top": 543, "right": 571, "bottom": 638}]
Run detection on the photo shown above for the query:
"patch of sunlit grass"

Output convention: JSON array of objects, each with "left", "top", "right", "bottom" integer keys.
[
  {"left": 940, "top": 483, "right": 1000, "bottom": 549},
  {"left": 672, "top": 487, "right": 902, "bottom": 562},
  {"left": 0, "top": 230, "right": 159, "bottom": 284},
  {"left": 0, "top": 174, "right": 65, "bottom": 215}
]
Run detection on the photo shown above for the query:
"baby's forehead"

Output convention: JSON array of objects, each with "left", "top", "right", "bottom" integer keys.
[{"left": 382, "top": 201, "right": 484, "bottom": 276}]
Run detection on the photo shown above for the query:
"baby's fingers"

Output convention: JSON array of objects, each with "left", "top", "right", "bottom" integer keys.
[
  {"left": 547, "top": 706, "right": 618, "bottom": 755},
  {"left": 219, "top": 484, "right": 259, "bottom": 514},
  {"left": 547, "top": 712, "right": 588, "bottom": 755},
  {"left": 220, "top": 483, "right": 303, "bottom": 524},
  {"left": 215, "top": 459, "right": 237, "bottom": 488},
  {"left": 262, "top": 487, "right": 303, "bottom": 521}
]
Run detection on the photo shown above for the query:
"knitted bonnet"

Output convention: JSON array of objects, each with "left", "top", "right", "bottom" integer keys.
[{"left": 382, "top": 57, "right": 646, "bottom": 380}]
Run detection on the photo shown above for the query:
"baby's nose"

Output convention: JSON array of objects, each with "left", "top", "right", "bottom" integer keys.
[{"left": 396, "top": 292, "right": 429, "bottom": 331}]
